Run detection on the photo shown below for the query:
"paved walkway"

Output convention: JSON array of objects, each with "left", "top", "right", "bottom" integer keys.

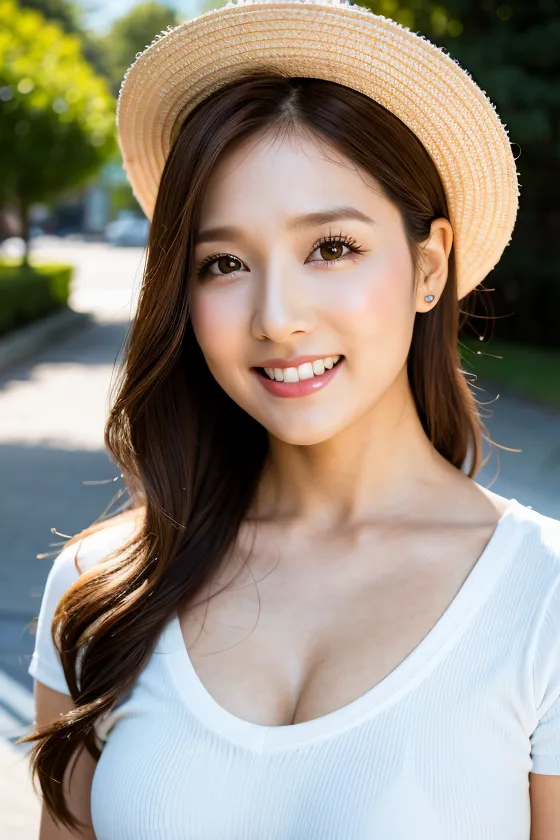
[
  {"left": 0, "top": 240, "right": 558, "bottom": 835},
  {"left": 0, "top": 738, "right": 41, "bottom": 838},
  {"left": 0, "top": 239, "right": 144, "bottom": 836}
]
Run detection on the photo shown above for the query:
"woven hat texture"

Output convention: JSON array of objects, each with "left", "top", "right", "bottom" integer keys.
[{"left": 117, "top": 0, "right": 521, "bottom": 300}]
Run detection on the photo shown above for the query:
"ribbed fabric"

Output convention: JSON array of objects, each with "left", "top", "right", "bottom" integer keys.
[{"left": 28, "top": 497, "right": 560, "bottom": 839}]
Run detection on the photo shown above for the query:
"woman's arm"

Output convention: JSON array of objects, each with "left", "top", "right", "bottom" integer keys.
[
  {"left": 530, "top": 773, "right": 560, "bottom": 840},
  {"left": 34, "top": 680, "right": 98, "bottom": 840}
]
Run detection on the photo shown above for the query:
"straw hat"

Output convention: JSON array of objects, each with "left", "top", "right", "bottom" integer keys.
[{"left": 116, "top": 0, "right": 521, "bottom": 301}]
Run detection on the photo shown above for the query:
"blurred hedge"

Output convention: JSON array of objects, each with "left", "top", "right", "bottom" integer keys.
[
  {"left": 459, "top": 335, "right": 560, "bottom": 409},
  {"left": 0, "top": 258, "right": 73, "bottom": 338}
]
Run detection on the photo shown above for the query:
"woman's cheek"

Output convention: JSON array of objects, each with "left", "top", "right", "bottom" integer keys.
[
  {"left": 342, "top": 265, "right": 414, "bottom": 369},
  {"left": 190, "top": 291, "right": 238, "bottom": 361},
  {"left": 335, "top": 266, "right": 398, "bottom": 331},
  {"left": 189, "top": 288, "right": 210, "bottom": 337}
]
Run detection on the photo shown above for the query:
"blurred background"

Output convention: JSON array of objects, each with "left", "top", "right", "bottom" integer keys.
[{"left": 0, "top": 1, "right": 558, "bottom": 834}]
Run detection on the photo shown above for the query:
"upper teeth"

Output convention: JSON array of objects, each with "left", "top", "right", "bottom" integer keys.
[{"left": 264, "top": 356, "right": 341, "bottom": 382}]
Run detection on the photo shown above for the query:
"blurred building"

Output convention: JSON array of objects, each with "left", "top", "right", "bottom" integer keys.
[{"left": 0, "top": 155, "right": 143, "bottom": 242}]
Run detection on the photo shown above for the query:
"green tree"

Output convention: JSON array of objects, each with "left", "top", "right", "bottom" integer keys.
[
  {"left": 17, "top": 0, "right": 84, "bottom": 31},
  {"left": 18, "top": 0, "right": 109, "bottom": 76},
  {"left": 99, "top": 2, "right": 181, "bottom": 96},
  {"left": 0, "top": 0, "right": 117, "bottom": 265},
  {"left": 366, "top": 0, "right": 560, "bottom": 345}
]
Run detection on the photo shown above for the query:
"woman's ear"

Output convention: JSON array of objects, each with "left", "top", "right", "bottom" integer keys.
[{"left": 415, "top": 218, "right": 453, "bottom": 312}]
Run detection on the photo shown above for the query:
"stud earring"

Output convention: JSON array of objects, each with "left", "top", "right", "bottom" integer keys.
[{"left": 424, "top": 294, "right": 435, "bottom": 303}]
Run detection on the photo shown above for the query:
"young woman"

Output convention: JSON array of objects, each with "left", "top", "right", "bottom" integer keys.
[{"left": 21, "top": 1, "right": 560, "bottom": 838}]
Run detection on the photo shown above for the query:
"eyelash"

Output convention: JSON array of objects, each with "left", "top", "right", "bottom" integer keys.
[{"left": 193, "top": 232, "right": 366, "bottom": 279}]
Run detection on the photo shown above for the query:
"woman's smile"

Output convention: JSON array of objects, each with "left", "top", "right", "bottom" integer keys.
[{"left": 252, "top": 355, "right": 345, "bottom": 398}]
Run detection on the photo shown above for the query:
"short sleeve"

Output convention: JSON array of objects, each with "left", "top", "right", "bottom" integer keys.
[
  {"left": 530, "top": 574, "right": 560, "bottom": 775},
  {"left": 28, "top": 538, "right": 86, "bottom": 695},
  {"left": 28, "top": 519, "right": 137, "bottom": 696}
]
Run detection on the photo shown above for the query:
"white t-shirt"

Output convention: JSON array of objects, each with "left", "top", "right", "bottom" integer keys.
[{"left": 28, "top": 497, "right": 560, "bottom": 839}]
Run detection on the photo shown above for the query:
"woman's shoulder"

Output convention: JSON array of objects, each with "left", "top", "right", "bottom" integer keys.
[
  {"left": 474, "top": 489, "right": 560, "bottom": 579},
  {"left": 29, "top": 508, "right": 145, "bottom": 694},
  {"left": 510, "top": 499, "right": 560, "bottom": 567},
  {"left": 47, "top": 507, "right": 144, "bottom": 590},
  {"left": 502, "top": 501, "right": 560, "bottom": 647}
]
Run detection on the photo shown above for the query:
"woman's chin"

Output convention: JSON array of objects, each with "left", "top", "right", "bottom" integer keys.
[{"left": 263, "top": 417, "right": 348, "bottom": 447}]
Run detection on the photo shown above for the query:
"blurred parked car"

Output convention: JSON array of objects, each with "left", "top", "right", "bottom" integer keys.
[
  {"left": 54, "top": 226, "right": 83, "bottom": 238},
  {"left": 105, "top": 216, "right": 149, "bottom": 246}
]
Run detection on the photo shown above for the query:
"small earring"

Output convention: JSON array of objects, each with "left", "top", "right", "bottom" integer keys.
[{"left": 424, "top": 294, "right": 435, "bottom": 303}]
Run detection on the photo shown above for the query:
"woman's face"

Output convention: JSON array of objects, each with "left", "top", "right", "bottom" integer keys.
[{"left": 190, "top": 128, "right": 438, "bottom": 446}]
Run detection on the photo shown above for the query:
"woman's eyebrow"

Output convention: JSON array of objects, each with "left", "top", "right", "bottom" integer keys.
[{"left": 194, "top": 205, "right": 378, "bottom": 246}]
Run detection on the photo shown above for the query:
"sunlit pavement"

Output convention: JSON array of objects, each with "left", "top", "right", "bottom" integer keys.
[
  {"left": 0, "top": 238, "right": 145, "bottom": 834},
  {"left": 0, "top": 239, "right": 145, "bottom": 692},
  {"left": 0, "top": 238, "right": 558, "bottom": 834},
  {"left": 0, "top": 737, "right": 40, "bottom": 838}
]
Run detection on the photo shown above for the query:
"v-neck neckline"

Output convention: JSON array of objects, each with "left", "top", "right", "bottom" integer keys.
[{"left": 165, "top": 498, "right": 524, "bottom": 752}]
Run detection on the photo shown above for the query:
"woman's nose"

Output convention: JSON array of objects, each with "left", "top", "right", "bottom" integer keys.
[{"left": 250, "top": 262, "right": 317, "bottom": 343}]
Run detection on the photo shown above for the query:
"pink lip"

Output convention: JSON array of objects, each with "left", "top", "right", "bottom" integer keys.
[
  {"left": 252, "top": 357, "right": 345, "bottom": 398},
  {"left": 255, "top": 354, "right": 342, "bottom": 369}
]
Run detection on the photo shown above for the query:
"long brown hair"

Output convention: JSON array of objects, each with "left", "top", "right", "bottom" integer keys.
[{"left": 18, "top": 68, "right": 489, "bottom": 831}]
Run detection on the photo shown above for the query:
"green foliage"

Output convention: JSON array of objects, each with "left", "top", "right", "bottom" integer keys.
[
  {"left": 0, "top": 0, "right": 117, "bottom": 263},
  {"left": 366, "top": 0, "right": 560, "bottom": 346},
  {"left": 110, "top": 183, "right": 142, "bottom": 218},
  {"left": 366, "top": 0, "right": 559, "bottom": 161},
  {"left": 98, "top": 2, "right": 181, "bottom": 97},
  {"left": 18, "top": 0, "right": 110, "bottom": 75},
  {"left": 0, "top": 257, "right": 73, "bottom": 337},
  {"left": 0, "top": 0, "right": 117, "bottom": 206},
  {"left": 17, "top": 0, "right": 84, "bottom": 33},
  {"left": 459, "top": 335, "right": 560, "bottom": 408}
]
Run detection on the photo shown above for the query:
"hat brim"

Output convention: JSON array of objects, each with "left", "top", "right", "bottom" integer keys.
[{"left": 117, "top": 0, "right": 520, "bottom": 300}]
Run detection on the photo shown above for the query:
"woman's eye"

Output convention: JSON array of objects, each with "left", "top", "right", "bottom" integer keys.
[
  {"left": 202, "top": 255, "right": 242, "bottom": 277},
  {"left": 194, "top": 234, "right": 365, "bottom": 279},
  {"left": 313, "top": 240, "right": 349, "bottom": 264}
]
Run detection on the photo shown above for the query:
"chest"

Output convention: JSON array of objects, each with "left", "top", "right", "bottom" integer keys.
[{"left": 177, "top": 520, "right": 500, "bottom": 728}]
